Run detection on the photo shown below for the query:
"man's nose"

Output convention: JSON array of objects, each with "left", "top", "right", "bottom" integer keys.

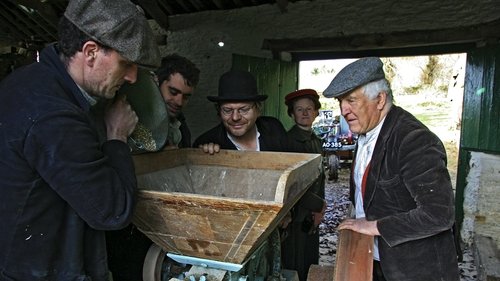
[
  {"left": 124, "top": 65, "right": 138, "bottom": 84},
  {"left": 231, "top": 110, "right": 242, "bottom": 120},
  {"left": 340, "top": 101, "right": 350, "bottom": 115},
  {"left": 173, "top": 94, "right": 184, "bottom": 106}
]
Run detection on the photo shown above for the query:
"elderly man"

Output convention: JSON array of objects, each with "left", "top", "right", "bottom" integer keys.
[
  {"left": 325, "top": 57, "right": 459, "bottom": 281},
  {"left": 0, "top": 0, "right": 159, "bottom": 280}
]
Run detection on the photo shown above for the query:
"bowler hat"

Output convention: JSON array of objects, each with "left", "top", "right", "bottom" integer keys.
[
  {"left": 285, "top": 89, "right": 319, "bottom": 105},
  {"left": 207, "top": 70, "right": 268, "bottom": 102},
  {"left": 64, "top": 0, "right": 160, "bottom": 69},
  {"left": 323, "top": 57, "right": 385, "bottom": 98}
]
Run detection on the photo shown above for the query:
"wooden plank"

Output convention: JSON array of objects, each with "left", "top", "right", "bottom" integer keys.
[
  {"left": 334, "top": 230, "right": 373, "bottom": 281},
  {"left": 282, "top": 269, "right": 300, "bottom": 281},
  {"left": 133, "top": 148, "right": 321, "bottom": 174},
  {"left": 131, "top": 149, "right": 322, "bottom": 264},
  {"left": 307, "top": 264, "right": 334, "bottom": 281}
]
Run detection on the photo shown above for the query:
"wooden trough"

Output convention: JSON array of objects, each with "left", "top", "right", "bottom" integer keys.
[{"left": 132, "top": 148, "right": 321, "bottom": 265}]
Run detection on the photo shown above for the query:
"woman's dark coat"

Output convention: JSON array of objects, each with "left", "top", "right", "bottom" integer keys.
[
  {"left": 281, "top": 125, "right": 325, "bottom": 281},
  {"left": 356, "top": 105, "right": 459, "bottom": 281}
]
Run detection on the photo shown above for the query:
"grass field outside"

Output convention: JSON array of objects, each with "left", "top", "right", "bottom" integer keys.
[
  {"left": 303, "top": 55, "right": 465, "bottom": 190},
  {"left": 393, "top": 92, "right": 461, "bottom": 190}
]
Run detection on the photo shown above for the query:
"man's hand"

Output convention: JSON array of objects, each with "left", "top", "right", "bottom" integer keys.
[
  {"left": 198, "top": 143, "right": 220, "bottom": 154},
  {"left": 105, "top": 93, "right": 138, "bottom": 143},
  {"left": 338, "top": 218, "right": 380, "bottom": 236},
  {"left": 312, "top": 200, "right": 327, "bottom": 227}
]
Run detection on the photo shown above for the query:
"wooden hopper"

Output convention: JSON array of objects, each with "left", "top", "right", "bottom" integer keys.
[{"left": 132, "top": 148, "right": 322, "bottom": 265}]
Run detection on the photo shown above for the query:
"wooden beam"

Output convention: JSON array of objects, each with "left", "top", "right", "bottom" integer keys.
[
  {"left": 156, "top": 1, "right": 175, "bottom": 15},
  {"left": 275, "top": 0, "right": 288, "bottom": 13},
  {"left": 334, "top": 230, "right": 374, "bottom": 281},
  {"left": 262, "top": 17, "right": 500, "bottom": 54},
  {"left": 10, "top": 2, "right": 58, "bottom": 41},
  {"left": 0, "top": 3, "right": 37, "bottom": 40},
  {"left": 10, "top": 0, "right": 59, "bottom": 23},
  {"left": 212, "top": 0, "right": 226, "bottom": 9},
  {"left": 171, "top": 0, "right": 193, "bottom": 13},
  {"left": 137, "top": 0, "right": 169, "bottom": 31}
]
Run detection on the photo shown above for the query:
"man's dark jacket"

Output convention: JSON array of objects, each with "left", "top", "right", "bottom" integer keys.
[
  {"left": 0, "top": 44, "right": 137, "bottom": 280},
  {"left": 177, "top": 112, "right": 191, "bottom": 148},
  {"left": 193, "top": 116, "right": 288, "bottom": 151},
  {"left": 355, "top": 105, "right": 459, "bottom": 281},
  {"left": 106, "top": 112, "right": 192, "bottom": 281}
]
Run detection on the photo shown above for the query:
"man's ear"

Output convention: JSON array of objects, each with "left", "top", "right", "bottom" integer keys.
[
  {"left": 255, "top": 106, "right": 262, "bottom": 118},
  {"left": 81, "top": 41, "right": 99, "bottom": 66},
  {"left": 377, "top": 91, "right": 387, "bottom": 110}
]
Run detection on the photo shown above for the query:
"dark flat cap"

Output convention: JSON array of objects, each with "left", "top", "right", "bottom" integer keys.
[
  {"left": 323, "top": 57, "right": 385, "bottom": 98},
  {"left": 207, "top": 70, "right": 268, "bottom": 102},
  {"left": 64, "top": 0, "right": 160, "bottom": 69},
  {"left": 285, "top": 89, "right": 319, "bottom": 105}
]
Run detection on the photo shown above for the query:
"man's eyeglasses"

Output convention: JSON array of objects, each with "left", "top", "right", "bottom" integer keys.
[{"left": 220, "top": 105, "right": 255, "bottom": 117}]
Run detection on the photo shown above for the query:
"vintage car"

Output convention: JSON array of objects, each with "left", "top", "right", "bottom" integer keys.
[{"left": 312, "top": 110, "right": 357, "bottom": 181}]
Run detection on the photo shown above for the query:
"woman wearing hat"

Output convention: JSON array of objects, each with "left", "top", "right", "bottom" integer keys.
[{"left": 281, "top": 89, "right": 326, "bottom": 281}]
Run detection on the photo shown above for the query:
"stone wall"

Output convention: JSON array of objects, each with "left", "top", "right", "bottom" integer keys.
[
  {"left": 143, "top": 0, "right": 500, "bottom": 268},
  {"left": 148, "top": 0, "right": 500, "bottom": 140},
  {"left": 462, "top": 152, "right": 500, "bottom": 249}
]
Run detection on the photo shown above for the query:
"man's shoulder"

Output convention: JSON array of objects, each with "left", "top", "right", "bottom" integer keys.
[
  {"left": 388, "top": 106, "right": 430, "bottom": 132},
  {"left": 384, "top": 105, "right": 441, "bottom": 146},
  {"left": 258, "top": 115, "right": 281, "bottom": 122},
  {"left": 192, "top": 123, "right": 225, "bottom": 147},
  {"left": 256, "top": 116, "right": 285, "bottom": 128}
]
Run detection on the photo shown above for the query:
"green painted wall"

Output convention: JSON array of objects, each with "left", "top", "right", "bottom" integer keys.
[
  {"left": 455, "top": 45, "right": 500, "bottom": 239},
  {"left": 461, "top": 46, "right": 500, "bottom": 152},
  {"left": 232, "top": 54, "right": 298, "bottom": 130}
]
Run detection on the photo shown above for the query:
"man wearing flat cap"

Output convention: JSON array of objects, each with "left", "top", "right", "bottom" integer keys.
[
  {"left": 325, "top": 57, "right": 459, "bottom": 280},
  {"left": 193, "top": 69, "right": 289, "bottom": 153},
  {"left": 0, "top": 0, "right": 160, "bottom": 279}
]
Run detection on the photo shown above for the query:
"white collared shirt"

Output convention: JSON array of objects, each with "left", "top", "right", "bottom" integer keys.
[
  {"left": 353, "top": 117, "right": 385, "bottom": 260},
  {"left": 227, "top": 128, "right": 261, "bottom": 151}
]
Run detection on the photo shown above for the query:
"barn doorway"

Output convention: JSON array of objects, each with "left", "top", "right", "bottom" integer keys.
[{"left": 299, "top": 54, "right": 466, "bottom": 188}]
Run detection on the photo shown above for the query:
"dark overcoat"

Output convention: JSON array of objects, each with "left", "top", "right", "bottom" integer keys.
[
  {"left": 281, "top": 125, "right": 325, "bottom": 281},
  {"left": 354, "top": 105, "right": 459, "bottom": 281},
  {"left": 0, "top": 44, "right": 137, "bottom": 281},
  {"left": 193, "top": 116, "right": 288, "bottom": 151}
]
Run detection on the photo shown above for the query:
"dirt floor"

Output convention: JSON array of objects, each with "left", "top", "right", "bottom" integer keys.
[{"left": 318, "top": 168, "right": 478, "bottom": 281}]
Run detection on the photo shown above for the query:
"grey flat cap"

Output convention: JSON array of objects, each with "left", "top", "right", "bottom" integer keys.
[
  {"left": 64, "top": 0, "right": 160, "bottom": 69},
  {"left": 323, "top": 57, "right": 385, "bottom": 98}
]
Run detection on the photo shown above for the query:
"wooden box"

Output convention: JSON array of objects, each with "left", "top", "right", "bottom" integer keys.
[{"left": 132, "top": 148, "right": 321, "bottom": 264}]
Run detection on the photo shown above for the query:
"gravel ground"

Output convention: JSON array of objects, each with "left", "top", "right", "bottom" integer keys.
[{"left": 318, "top": 168, "right": 478, "bottom": 281}]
